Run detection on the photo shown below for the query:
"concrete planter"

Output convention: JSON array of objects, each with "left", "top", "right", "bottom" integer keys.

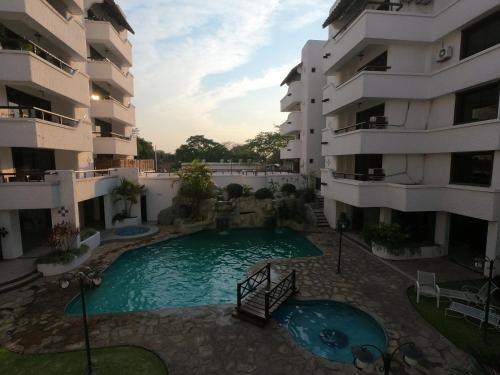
[
  {"left": 37, "top": 250, "right": 92, "bottom": 277},
  {"left": 113, "top": 216, "right": 141, "bottom": 228},
  {"left": 80, "top": 231, "right": 100, "bottom": 250},
  {"left": 372, "top": 242, "right": 444, "bottom": 260}
]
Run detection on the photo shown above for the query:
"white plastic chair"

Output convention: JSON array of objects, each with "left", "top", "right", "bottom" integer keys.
[{"left": 416, "top": 270, "right": 440, "bottom": 308}]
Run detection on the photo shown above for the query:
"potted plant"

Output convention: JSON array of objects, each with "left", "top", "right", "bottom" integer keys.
[{"left": 112, "top": 178, "right": 145, "bottom": 227}]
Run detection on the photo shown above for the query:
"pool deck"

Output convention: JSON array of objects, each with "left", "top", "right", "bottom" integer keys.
[{"left": 0, "top": 226, "right": 476, "bottom": 374}]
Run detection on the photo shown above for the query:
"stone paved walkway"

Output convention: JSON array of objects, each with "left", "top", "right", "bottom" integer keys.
[{"left": 0, "top": 227, "right": 471, "bottom": 374}]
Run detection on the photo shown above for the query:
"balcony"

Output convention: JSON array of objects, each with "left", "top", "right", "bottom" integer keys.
[
  {"left": 93, "top": 134, "right": 137, "bottom": 157},
  {"left": 323, "top": 44, "right": 500, "bottom": 115},
  {"left": 74, "top": 170, "right": 119, "bottom": 202},
  {"left": 0, "top": 106, "right": 92, "bottom": 151},
  {"left": 279, "top": 112, "right": 302, "bottom": 136},
  {"left": 321, "top": 169, "right": 500, "bottom": 221},
  {"left": 0, "top": 0, "right": 86, "bottom": 59},
  {"left": 85, "top": 20, "right": 133, "bottom": 67},
  {"left": 0, "top": 50, "right": 90, "bottom": 106},
  {"left": 323, "top": 1, "right": 500, "bottom": 74},
  {"left": 322, "top": 120, "right": 500, "bottom": 156},
  {"left": 0, "top": 172, "right": 60, "bottom": 210},
  {"left": 90, "top": 98, "right": 135, "bottom": 127},
  {"left": 280, "top": 81, "right": 302, "bottom": 112},
  {"left": 280, "top": 139, "right": 301, "bottom": 160},
  {"left": 87, "top": 58, "right": 134, "bottom": 96}
]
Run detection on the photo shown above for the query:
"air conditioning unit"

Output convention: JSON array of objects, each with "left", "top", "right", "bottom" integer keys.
[{"left": 436, "top": 46, "right": 453, "bottom": 62}]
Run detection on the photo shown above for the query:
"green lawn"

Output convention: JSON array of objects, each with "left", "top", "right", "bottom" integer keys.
[
  {"left": 408, "top": 279, "right": 500, "bottom": 369},
  {"left": 0, "top": 346, "right": 167, "bottom": 375}
]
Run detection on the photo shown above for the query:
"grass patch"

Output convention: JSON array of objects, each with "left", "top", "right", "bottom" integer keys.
[
  {"left": 0, "top": 346, "right": 167, "bottom": 375},
  {"left": 408, "top": 279, "right": 500, "bottom": 369}
]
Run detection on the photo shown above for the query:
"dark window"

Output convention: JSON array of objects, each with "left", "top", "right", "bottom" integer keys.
[
  {"left": 309, "top": 159, "right": 314, "bottom": 164},
  {"left": 461, "top": 10, "right": 500, "bottom": 59},
  {"left": 392, "top": 211, "right": 436, "bottom": 244},
  {"left": 12, "top": 148, "right": 55, "bottom": 172},
  {"left": 95, "top": 119, "right": 112, "bottom": 136},
  {"left": 355, "top": 154, "right": 382, "bottom": 175},
  {"left": 6, "top": 87, "right": 51, "bottom": 111},
  {"left": 311, "top": 67, "right": 316, "bottom": 73},
  {"left": 358, "top": 51, "right": 388, "bottom": 72},
  {"left": 310, "top": 129, "right": 315, "bottom": 134},
  {"left": 454, "top": 83, "right": 499, "bottom": 124},
  {"left": 356, "top": 103, "right": 385, "bottom": 124},
  {"left": 311, "top": 99, "right": 315, "bottom": 104},
  {"left": 450, "top": 151, "right": 494, "bottom": 187},
  {"left": 89, "top": 46, "right": 105, "bottom": 60},
  {"left": 92, "top": 83, "right": 110, "bottom": 99}
]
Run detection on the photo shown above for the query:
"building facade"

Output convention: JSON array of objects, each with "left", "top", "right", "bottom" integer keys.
[
  {"left": 0, "top": 0, "right": 138, "bottom": 259},
  {"left": 320, "top": 0, "right": 500, "bottom": 272},
  {"left": 280, "top": 40, "right": 326, "bottom": 185}
]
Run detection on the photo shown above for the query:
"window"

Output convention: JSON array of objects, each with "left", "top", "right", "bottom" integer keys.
[
  {"left": 309, "top": 159, "right": 314, "bottom": 164},
  {"left": 450, "top": 151, "right": 494, "bottom": 187},
  {"left": 358, "top": 51, "right": 388, "bottom": 72},
  {"left": 311, "top": 67, "right": 316, "bottom": 73},
  {"left": 310, "top": 129, "right": 315, "bottom": 134},
  {"left": 356, "top": 104, "right": 385, "bottom": 124},
  {"left": 461, "top": 10, "right": 500, "bottom": 59},
  {"left": 454, "top": 83, "right": 499, "bottom": 124},
  {"left": 311, "top": 99, "right": 316, "bottom": 104}
]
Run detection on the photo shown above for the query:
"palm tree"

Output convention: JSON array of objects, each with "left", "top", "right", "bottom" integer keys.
[{"left": 112, "top": 178, "right": 145, "bottom": 217}]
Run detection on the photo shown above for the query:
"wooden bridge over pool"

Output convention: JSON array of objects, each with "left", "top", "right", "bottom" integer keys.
[{"left": 233, "top": 263, "right": 297, "bottom": 326}]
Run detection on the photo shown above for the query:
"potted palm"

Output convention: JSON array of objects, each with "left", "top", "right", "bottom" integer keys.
[{"left": 112, "top": 178, "right": 145, "bottom": 227}]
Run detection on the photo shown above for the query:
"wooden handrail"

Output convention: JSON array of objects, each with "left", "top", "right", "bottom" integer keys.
[
  {"left": 0, "top": 105, "right": 79, "bottom": 127},
  {"left": 264, "top": 270, "right": 297, "bottom": 319},
  {"left": 237, "top": 263, "right": 271, "bottom": 308}
]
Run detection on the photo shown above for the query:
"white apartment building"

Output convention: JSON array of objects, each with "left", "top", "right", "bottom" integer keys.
[
  {"left": 320, "top": 0, "right": 500, "bottom": 273},
  {"left": 280, "top": 40, "right": 326, "bottom": 186},
  {"left": 0, "top": 0, "right": 138, "bottom": 260}
]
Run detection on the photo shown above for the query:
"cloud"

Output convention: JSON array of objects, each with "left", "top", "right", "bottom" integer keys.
[{"left": 118, "top": 0, "right": 329, "bottom": 151}]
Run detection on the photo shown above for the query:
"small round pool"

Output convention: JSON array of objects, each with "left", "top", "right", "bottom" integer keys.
[
  {"left": 114, "top": 226, "right": 149, "bottom": 236},
  {"left": 274, "top": 299, "right": 387, "bottom": 363}
]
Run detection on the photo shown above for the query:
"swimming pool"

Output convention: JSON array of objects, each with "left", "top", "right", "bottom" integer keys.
[
  {"left": 274, "top": 299, "right": 387, "bottom": 363},
  {"left": 66, "top": 228, "right": 322, "bottom": 314}
]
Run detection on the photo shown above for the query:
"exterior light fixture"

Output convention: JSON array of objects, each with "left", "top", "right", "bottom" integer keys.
[{"left": 91, "top": 94, "right": 100, "bottom": 101}]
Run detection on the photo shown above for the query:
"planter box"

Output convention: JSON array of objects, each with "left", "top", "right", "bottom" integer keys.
[
  {"left": 372, "top": 242, "right": 445, "bottom": 260},
  {"left": 37, "top": 250, "right": 92, "bottom": 277},
  {"left": 80, "top": 231, "right": 100, "bottom": 250},
  {"left": 113, "top": 216, "right": 140, "bottom": 228}
]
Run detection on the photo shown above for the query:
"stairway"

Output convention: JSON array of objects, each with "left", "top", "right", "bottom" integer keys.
[
  {"left": 0, "top": 269, "right": 41, "bottom": 294},
  {"left": 312, "top": 196, "right": 330, "bottom": 228}
]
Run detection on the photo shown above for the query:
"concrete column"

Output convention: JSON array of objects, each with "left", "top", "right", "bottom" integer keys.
[
  {"left": 324, "top": 198, "right": 337, "bottom": 229},
  {"left": 379, "top": 208, "right": 392, "bottom": 224},
  {"left": 46, "top": 170, "right": 80, "bottom": 228},
  {"left": 434, "top": 212, "right": 450, "bottom": 255},
  {"left": 0, "top": 210, "right": 23, "bottom": 259},
  {"left": 103, "top": 195, "right": 113, "bottom": 229},
  {"left": 485, "top": 221, "right": 500, "bottom": 277}
]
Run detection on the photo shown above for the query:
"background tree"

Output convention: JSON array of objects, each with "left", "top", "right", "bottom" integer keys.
[
  {"left": 137, "top": 137, "right": 155, "bottom": 159},
  {"left": 246, "top": 131, "right": 291, "bottom": 164},
  {"left": 230, "top": 144, "right": 259, "bottom": 161},
  {"left": 175, "top": 160, "right": 214, "bottom": 219},
  {"left": 175, "top": 135, "right": 230, "bottom": 162}
]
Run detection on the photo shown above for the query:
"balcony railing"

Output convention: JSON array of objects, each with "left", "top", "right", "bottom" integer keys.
[
  {"left": 74, "top": 169, "right": 114, "bottom": 179},
  {"left": 92, "top": 95, "right": 131, "bottom": 108},
  {"left": 334, "top": 117, "right": 388, "bottom": 134},
  {"left": 333, "top": 171, "right": 385, "bottom": 181},
  {"left": 93, "top": 131, "right": 132, "bottom": 141},
  {"left": 357, "top": 65, "right": 391, "bottom": 73},
  {"left": 87, "top": 57, "right": 131, "bottom": 77},
  {"left": 0, "top": 38, "right": 76, "bottom": 74},
  {"left": 0, "top": 106, "right": 79, "bottom": 127},
  {"left": 0, "top": 170, "right": 57, "bottom": 183},
  {"left": 85, "top": 15, "right": 124, "bottom": 38}
]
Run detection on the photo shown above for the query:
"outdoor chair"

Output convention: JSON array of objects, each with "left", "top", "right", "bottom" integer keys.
[
  {"left": 445, "top": 302, "right": 500, "bottom": 330},
  {"left": 440, "top": 282, "right": 498, "bottom": 306},
  {"left": 416, "top": 270, "right": 440, "bottom": 308}
]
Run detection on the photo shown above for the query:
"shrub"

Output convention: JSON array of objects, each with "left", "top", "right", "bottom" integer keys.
[
  {"left": 112, "top": 178, "right": 145, "bottom": 218},
  {"left": 255, "top": 188, "right": 273, "bottom": 199},
  {"left": 297, "top": 188, "right": 316, "bottom": 203},
  {"left": 226, "top": 183, "right": 244, "bottom": 199},
  {"left": 242, "top": 185, "right": 253, "bottom": 197},
  {"left": 280, "top": 183, "right": 296, "bottom": 196},
  {"left": 36, "top": 245, "right": 89, "bottom": 265},
  {"left": 80, "top": 227, "right": 97, "bottom": 241},
  {"left": 367, "top": 223, "right": 411, "bottom": 251},
  {"left": 48, "top": 222, "right": 79, "bottom": 252}
]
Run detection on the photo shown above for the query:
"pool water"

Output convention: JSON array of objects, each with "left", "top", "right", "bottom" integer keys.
[
  {"left": 274, "top": 300, "right": 387, "bottom": 363},
  {"left": 66, "top": 228, "right": 322, "bottom": 314},
  {"left": 114, "top": 226, "right": 149, "bottom": 236}
]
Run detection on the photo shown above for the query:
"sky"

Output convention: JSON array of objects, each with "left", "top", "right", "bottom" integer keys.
[{"left": 118, "top": 0, "right": 332, "bottom": 152}]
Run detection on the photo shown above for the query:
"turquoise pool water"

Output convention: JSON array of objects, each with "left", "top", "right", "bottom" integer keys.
[
  {"left": 274, "top": 300, "right": 387, "bottom": 363},
  {"left": 66, "top": 228, "right": 322, "bottom": 315}
]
